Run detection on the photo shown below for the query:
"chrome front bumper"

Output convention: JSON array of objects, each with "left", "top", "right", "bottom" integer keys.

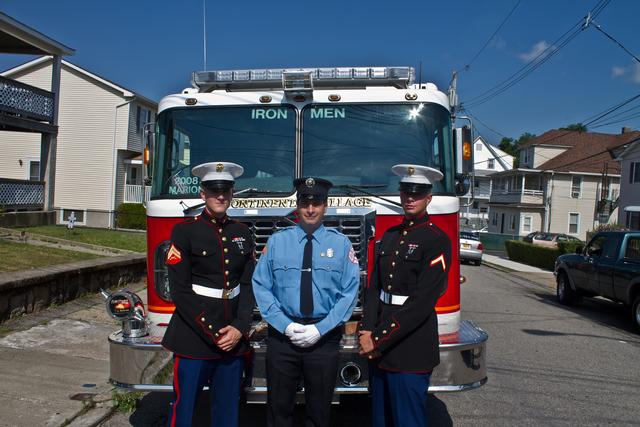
[{"left": 109, "top": 320, "right": 488, "bottom": 396}]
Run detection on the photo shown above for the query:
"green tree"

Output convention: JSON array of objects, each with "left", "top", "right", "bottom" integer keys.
[{"left": 560, "top": 123, "right": 587, "bottom": 132}]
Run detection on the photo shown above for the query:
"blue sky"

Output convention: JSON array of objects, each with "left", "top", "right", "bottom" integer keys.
[{"left": 1, "top": 0, "right": 639, "bottom": 144}]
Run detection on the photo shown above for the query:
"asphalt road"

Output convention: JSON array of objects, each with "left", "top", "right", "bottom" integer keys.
[{"left": 102, "top": 265, "right": 640, "bottom": 426}]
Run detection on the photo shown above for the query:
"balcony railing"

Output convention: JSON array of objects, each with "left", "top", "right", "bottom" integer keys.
[
  {"left": 0, "top": 178, "right": 44, "bottom": 210},
  {"left": 124, "top": 184, "right": 151, "bottom": 204},
  {"left": 490, "top": 189, "right": 544, "bottom": 205},
  {"left": 0, "top": 76, "right": 54, "bottom": 122}
]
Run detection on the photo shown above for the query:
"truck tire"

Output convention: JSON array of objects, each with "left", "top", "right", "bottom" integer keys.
[
  {"left": 632, "top": 295, "right": 640, "bottom": 332},
  {"left": 557, "top": 272, "right": 579, "bottom": 305}
]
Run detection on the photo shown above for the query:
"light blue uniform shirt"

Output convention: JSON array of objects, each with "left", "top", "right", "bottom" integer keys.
[{"left": 252, "top": 225, "right": 360, "bottom": 335}]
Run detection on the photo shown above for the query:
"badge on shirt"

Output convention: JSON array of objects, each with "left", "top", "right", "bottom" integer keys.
[
  {"left": 327, "top": 248, "right": 334, "bottom": 258},
  {"left": 407, "top": 244, "right": 419, "bottom": 255},
  {"left": 166, "top": 244, "right": 182, "bottom": 265},
  {"left": 232, "top": 236, "right": 245, "bottom": 250},
  {"left": 348, "top": 248, "right": 359, "bottom": 264}
]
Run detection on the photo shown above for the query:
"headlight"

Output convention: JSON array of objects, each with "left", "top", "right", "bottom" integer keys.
[{"left": 154, "top": 241, "right": 172, "bottom": 302}]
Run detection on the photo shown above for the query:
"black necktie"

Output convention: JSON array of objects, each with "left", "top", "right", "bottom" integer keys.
[{"left": 300, "top": 234, "right": 313, "bottom": 316}]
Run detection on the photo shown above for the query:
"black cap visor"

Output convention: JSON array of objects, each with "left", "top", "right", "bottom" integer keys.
[
  {"left": 201, "top": 180, "right": 234, "bottom": 191},
  {"left": 399, "top": 182, "right": 432, "bottom": 195}
]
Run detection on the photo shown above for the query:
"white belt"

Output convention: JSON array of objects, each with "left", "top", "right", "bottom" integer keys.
[
  {"left": 192, "top": 284, "right": 240, "bottom": 299},
  {"left": 379, "top": 289, "right": 408, "bottom": 305}
]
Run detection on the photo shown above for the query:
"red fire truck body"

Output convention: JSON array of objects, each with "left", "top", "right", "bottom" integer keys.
[{"left": 108, "top": 66, "right": 487, "bottom": 398}]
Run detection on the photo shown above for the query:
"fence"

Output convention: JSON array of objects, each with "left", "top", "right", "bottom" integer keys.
[
  {"left": 0, "top": 178, "right": 44, "bottom": 211},
  {"left": 478, "top": 232, "right": 522, "bottom": 252},
  {"left": 124, "top": 184, "right": 151, "bottom": 203}
]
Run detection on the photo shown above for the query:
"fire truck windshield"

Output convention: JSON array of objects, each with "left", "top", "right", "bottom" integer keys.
[
  {"left": 302, "top": 103, "right": 454, "bottom": 195},
  {"left": 152, "top": 106, "right": 296, "bottom": 198}
]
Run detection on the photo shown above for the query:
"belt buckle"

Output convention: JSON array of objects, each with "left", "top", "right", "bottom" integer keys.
[{"left": 222, "top": 288, "right": 233, "bottom": 299}]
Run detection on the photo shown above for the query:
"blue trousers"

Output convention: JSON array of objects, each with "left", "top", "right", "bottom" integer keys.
[
  {"left": 370, "top": 365, "right": 431, "bottom": 427},
  {"left": 167, "top": 355, "right": 244, "bottom": 427}
]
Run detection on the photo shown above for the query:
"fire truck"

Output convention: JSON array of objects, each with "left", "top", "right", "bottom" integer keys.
[{"left": 105, "top": 66, "right": 488, "bottom": 399}]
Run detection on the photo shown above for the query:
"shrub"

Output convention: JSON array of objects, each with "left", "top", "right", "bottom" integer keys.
[
  {"left": 505, "top": 240, "right": 559, "bottom": 271},
  {"left": 557, "top": 241, "right": 583, "bottom": 255},
  {"left": 116, "top": 203, "right": 146, "bottom": 230},
  {"left": 586, "top": 223, "right": 628, "bottom": 241}
]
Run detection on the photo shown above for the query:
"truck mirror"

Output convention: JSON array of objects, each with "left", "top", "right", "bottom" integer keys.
[
  {"left": 454, "top": 173, "right": 471, "bottom": 196},
  {"left": 143, "top": 122, "right": 155, "bottom": 185},
  {"left": 454, "top": 125, "right": 473, "bottom": 175}
]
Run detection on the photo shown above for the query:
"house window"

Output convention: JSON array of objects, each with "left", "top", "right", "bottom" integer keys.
[
  {"left": 510, "top": 214, "right": 516, "bottom": 230},
  {"left": 28, "top": 161, "right": 40, "bottom": 181},
  {"left": 568, "top": 213, "right": 580, "bottom": 234},
  {"left": 472, "top": 201, "right": 479, "bottom": 209},
  {"left": 480, "top": 207, "right": 488, "bottom": 213},
  {"left": 136, "top": 106, "right": 151, "bottom": 133},
  {"left": 571, "top": 176, "right": 582, "bottom": 198},
  {"left": 522, "top": 149, "right": 529, "bottom": 166},
  {"left": 476, "top": 143, "right": 482, "bottom": 151},
  {"left": 487, "top": 159, "right": 495, "bottom": 169},
  {"left": 523, "top": 215, "right": 532, "bottom": 232},
  {"left": 630, "top": 162, "right": 640, "bottom": 183},
  {"left": 492, "top": 213, "right": 498, "bottom": 226},
  {"left": 474, "top": 179, "right": 480, "bottom": 188}
]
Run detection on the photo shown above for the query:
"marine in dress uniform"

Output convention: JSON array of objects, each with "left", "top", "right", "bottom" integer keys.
[
  {"left": 359, "top": 164, "right": 451, "bottom": 427},
  {"left": 252, "top": 177, "right": 360, "bottom": 427},
  {"left": 162, "top": 162, "right": 256, "bottom": 427}
]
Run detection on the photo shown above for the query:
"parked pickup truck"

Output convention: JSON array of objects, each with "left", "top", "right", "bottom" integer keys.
[{"left": 554, "top": 231, "right": 640, "bottom": 331}]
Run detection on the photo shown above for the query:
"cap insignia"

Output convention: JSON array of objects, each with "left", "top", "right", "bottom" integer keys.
[
  {"left": 216, "top": 163, "right": 224, "bottom": 172},
  {"left": 407, "top": 166, "right": 415, "bottom": 176},
  {"left": 305, "top": 178, "right": 315, "bottom": 187}
]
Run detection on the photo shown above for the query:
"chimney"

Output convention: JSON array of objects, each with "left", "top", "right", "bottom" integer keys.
[{"left": 621, "top": 126, "right": 634, "bottom": 134}]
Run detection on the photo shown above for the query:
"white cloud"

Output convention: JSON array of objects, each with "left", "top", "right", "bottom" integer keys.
[
  {"left": 518, "top": 40, "right": 553, "bottom": 62},
  {"left": 611, "top": 63, "right": 640, "bottom": 84},
  {"left": 611, "top": 66, "right": 627, "bottom": 78},
  {"left": 489, "top": 36, "right": 507, "bottom": 49},
  {"left": 632, "top": 63, "right": 640, "bottom": 84}
]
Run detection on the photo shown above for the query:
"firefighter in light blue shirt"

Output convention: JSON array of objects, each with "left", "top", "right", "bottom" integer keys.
[{"left": 252, "top": 177, "right": 360, "bottom": 427}]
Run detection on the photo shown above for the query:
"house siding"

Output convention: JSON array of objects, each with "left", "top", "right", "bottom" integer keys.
[
  {"left": 617, "top": 145, "right": 640, "bottom": 227},
  {"left": 2, "top": 58, "right": 157, "bottom": 227},
  {"left": 0, "top": 61, "right": 52, "bottom": 180},
  {"left": 533, "top": 146, "right": 567, "bottom": 168},
  {"left": 547, "top": 174, "right": 619, "bottom": 240}
]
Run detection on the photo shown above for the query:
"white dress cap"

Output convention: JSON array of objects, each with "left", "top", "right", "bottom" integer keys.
[
  {"left": 391, "top": 164, "right": 444, "bottom": 185},
  {"left": 192, "top": 162, "right": 244, "bottom": 183}
]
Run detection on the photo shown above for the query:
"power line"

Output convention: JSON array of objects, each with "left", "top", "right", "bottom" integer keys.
[
  {"left": 462, "top": 0, "right": 522, "bottom": 72},
  {"left": 462, "top": 0, "right": 611, "bottom": 108},
  {"left": 586, "top": 17, "right": 640, "bottom": 64}
]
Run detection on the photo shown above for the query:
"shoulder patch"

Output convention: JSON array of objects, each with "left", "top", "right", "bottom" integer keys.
[
  {"left": 348, "top": 248, "right": 359, "bottom": 264},
  {"left": 166, "top": 244, "right": 183, "bottom": 265}
]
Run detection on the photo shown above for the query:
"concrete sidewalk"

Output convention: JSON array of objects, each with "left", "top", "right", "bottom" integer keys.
[
  {"left": 481, "top": 253, "right": 556, "bottom": 290},
  {"left": 0, "top": 282, "right": 145, "bottom": 426}
]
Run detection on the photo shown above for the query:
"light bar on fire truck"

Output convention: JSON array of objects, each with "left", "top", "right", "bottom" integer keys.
[{"left": 191, "top": 66, "right": 415, "bottom": 92}]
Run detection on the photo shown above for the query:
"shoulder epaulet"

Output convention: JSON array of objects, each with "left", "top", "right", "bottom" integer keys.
[
  {"left": 427, "top": 221, "right": 447, "bottom": 239},
  {"left": 325, "top": 227, "right": 341, "bottom": 235}
]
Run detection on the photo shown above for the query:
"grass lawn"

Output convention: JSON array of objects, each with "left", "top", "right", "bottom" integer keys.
[
  {"left": 0, "top": 240, "right": 100, "bottom": 273},
  {"left": 13, "top": 225, "right": 146, "bottom": 253}
]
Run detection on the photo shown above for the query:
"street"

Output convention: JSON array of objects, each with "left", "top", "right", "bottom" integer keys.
[{"left": 102, "top": 264, "right": 640, "bottom": 426}]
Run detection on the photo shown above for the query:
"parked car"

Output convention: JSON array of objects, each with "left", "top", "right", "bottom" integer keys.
[
  {"left": 554, "top": 231, "right": 640, "bottom": 331},
  {"left": 460, "top": 231, "right": 483, "bottom": 266},
  {"left": 523, "top": 232, "right": 583, "bottom": 248}
]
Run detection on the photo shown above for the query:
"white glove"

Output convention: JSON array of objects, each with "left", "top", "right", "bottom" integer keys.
[
  {"left": 284, "top": 322, "right": 305, "bottom": 339},
  {"left": 290, "top": 325, "right": 321, "bottom": 348}
]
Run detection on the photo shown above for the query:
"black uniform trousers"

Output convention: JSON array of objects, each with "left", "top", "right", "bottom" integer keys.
[{"left": 266, "top": 325, "right": 341, "bottom": 427}]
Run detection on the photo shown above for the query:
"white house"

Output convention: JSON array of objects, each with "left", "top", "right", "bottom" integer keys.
[
  {"left": 0, "top": 56, "right": 157, "bottom": 227},
  {"left": 460, "top": 136, "right": 514, "bottom": 226},
  {"left": 487, "top": 129, "right": 637, "bottom": 240},
  {"left": 615, "top": 134, "right": 640, "bottom": 229}
]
